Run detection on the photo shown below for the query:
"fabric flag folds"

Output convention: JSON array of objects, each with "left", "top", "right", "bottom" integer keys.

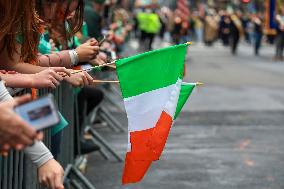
[{"left": 115, "top": 43, "right": 196, "bottom": 184}]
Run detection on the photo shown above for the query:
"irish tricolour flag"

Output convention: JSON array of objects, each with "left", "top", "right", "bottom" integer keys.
[{"left": 115, "top": 43, "right": 197, "bottom": 184}]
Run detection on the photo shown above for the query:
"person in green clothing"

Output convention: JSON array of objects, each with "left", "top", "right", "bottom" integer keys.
[
  {"left": 37, "top": 24, "right": 105, "bottom": 157},
  {"left": 137, "top": 9, "right": 161, "bottom": 51},
  {"left": 84, "top": 0, "right": 106, "bottom": 40},
  {"left": 75, "top": 21, "right": 90, "bottom": 44}
]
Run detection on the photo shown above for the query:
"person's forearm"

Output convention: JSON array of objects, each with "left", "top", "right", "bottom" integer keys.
[
  {"left": 0, "top": 73, "right": 34, "bottom": 88},
  {"left": 24, "top": 141, "right": 54, "bottom": 168},
  {"left": 37, "top": 51, "right": 72, "bottom": 68},
  {"left": 0, "top": 43, "right": 47, "bottom": 74},
  {"left": 10, "top": 63, "right": 46, "bottom": 74}
]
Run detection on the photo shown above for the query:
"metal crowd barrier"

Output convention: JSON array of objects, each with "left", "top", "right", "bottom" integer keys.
[
  {"left": 0, "top": 83, "right": 79, "bottom": 189},
  {"left": 0, "top": 71, "right": 126, "bottom": 189}
]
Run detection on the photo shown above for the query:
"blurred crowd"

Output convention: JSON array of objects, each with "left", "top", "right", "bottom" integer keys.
[{"left": 132, "top": 1, "right": 284, "bottom": 61}]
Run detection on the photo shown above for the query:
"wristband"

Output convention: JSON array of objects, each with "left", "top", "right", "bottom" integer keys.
[
  {"left": 73, "top": 50, "right": 80, "bottom": 64},
  {"left": 69, "top": 50, "right": 79, "bottom": 67}
]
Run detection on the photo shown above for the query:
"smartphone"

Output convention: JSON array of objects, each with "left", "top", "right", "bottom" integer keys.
[
  {"left": 14, "top": 94, "right": 60, "bottom": 131},
  {"left": 98, "top": 36, "right": 107, "bottom": 46}
]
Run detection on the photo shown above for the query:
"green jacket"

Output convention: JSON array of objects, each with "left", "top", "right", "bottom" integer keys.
[
  {"left": 137, "top": 12, "right": 161, "bottom": 34},
  {"left": 84, "top": 3, "right": 102, "bottom": 39}
]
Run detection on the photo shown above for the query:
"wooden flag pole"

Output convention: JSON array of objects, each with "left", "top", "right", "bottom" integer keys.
[
  {"left": 91, "top": 81, "right": 202, "bottom": 85},
  {"left": 70, "top": 61, "right": 116, "bottom": 75},
  {"left": 88, "top": 59, "right": 117, "bottom": 69},
  {"left": 105, "top": 64, "right": 116, "bottom": 69},
  {"left": 196, "top": 82, "right": 204, "bottom": 86},
  {"left": 59, "top": 61, "right": 118, "bottom": 84},
  {"left": 92, "top": 80, "right": 119, "bottom": 84}
]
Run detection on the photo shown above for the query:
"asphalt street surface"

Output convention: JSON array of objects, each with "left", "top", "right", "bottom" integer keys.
[{"left": 86, "top": 39, "right": 284, "bottom": 189}]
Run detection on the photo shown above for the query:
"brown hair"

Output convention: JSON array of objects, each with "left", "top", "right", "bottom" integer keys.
[
  {"left": 36, "top": 0, "right": 84, "bottom": 49},
  {"left": 0, "top": 0, "right": 41, "bottom": 62}
]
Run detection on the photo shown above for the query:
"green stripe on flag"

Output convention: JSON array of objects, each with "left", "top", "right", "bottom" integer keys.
[
  {"left": 174, "top": 83, "right": 196, "bottom": 120},
  {"left": 116, "top": 44, "right": 188, "bottom": 98}
]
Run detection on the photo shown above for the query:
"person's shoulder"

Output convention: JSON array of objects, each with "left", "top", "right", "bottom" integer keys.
[{"left": 84, "top": 6, "right": 95, "bottom": 14}]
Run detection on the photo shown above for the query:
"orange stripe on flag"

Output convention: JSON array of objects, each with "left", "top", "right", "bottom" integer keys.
[
  {"left": 149, "top": 111, "right": 173, "bottom": 160},
  {"left": 122, "top": 128, "right": 155, "bottom": 184},
  {"left": 130, "top": 128, "right": 155, "bottom": 161},
  {"left": 122, "top": 152, "right": 152, "bottom": 185},
  {"left": 122, "top": 111, "right": 173, "bottom": 184}
]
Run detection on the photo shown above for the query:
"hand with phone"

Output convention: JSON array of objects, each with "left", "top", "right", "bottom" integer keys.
[
  {"left": 75, "top": 39, "right": 100, "bottom": 62},
  {"left": 0, "top": 94, "right": 43, "bottom": 155},
  {"left": 13, "top": 94, "right": 65, "bottom": 188},
  {"left": 14, "top": 94, "right": 61, "bottom": 131}
]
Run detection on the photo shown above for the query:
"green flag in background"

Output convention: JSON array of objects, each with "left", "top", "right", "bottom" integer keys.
[{"left": 174, "top": 83, "right": 196, "bottom": 119}]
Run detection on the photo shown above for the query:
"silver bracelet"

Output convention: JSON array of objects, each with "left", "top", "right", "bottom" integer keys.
[
  {"left": 69, "top": 50, "right": 79, "bottom": 66},
  {"left": 73, "top": 50, "right": 80, "bottom": 64}
]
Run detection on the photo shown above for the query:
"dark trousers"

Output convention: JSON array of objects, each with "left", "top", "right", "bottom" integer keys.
[
  {"left": 74, "top": 87, "right": 103, "bottom": 156},
  {"left": 230, "top": 35, "right": 240, "bottom": 55},
  {"left": 221, "top": 33, "right": 230, "bottom": 46},
  {"left": 77, "top": 87, "right": 104, "bottom": 128},
  {"left": 254, "top": 32, "right": 262, "bottom": 55},
  {"left": 51, "top": 131, "right": 62, "bottom": 159},
  {"left": 275, "top": 33, "right": 284, "bottom": 59},
  {"left": 140, "top": 31, "right": 155, "bottom": 51}
]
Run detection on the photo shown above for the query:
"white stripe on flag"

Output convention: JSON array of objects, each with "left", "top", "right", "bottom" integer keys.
[
  {"left": 124, "top": 79, "right": 182, "bottom": 152},
  {"left": 124, "top": 83, "right": 178, "bottom": 133}
]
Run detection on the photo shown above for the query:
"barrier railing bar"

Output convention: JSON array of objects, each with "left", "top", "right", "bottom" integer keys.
[
  {"left": 86, "top": 126, "right": 123, "bottom": 162},
  {"left": 100, "top": 106, "right": 126, "bottom": 133}
]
